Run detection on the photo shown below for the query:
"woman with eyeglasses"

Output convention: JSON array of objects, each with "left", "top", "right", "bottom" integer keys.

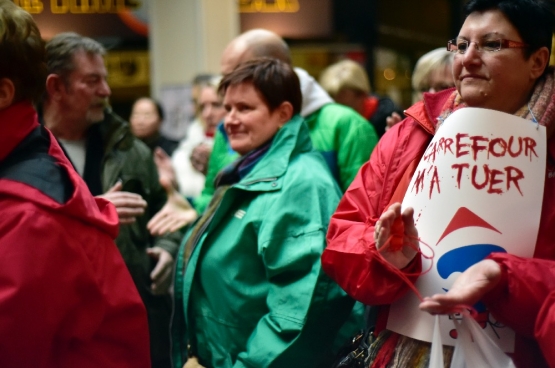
[{"left": 322, "top": 0, "right": 555, "bottom": 366}]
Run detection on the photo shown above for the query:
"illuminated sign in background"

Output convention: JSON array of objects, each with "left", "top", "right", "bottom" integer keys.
[
  {"left": 12, "top": 0, "right": 147, "bottom": 39},
  {"left": 14, "top": 0, "right": 332, "bottom": 88},
  {"left": 16, "top": 0, "right": 331, "bottom": 40},
  {"left": 239, "top": 0, "right": 332, "bottom": 39}
]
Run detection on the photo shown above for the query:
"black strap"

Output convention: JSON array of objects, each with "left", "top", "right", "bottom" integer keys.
[{"left": 0, "top": 126, "right": 73, "bottom": 204}]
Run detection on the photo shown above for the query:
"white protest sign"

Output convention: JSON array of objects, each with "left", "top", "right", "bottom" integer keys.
[{"left": 386, "top": 107, "right": 546, "bottom": 352}]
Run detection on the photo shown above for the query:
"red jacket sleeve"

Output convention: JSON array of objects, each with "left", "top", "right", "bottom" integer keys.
[
  {"left": 322, "top": 121, "right": 423, "bottom": 306},
  {"left": 484, "top": 253, "right": 555, "bottom": 368}
]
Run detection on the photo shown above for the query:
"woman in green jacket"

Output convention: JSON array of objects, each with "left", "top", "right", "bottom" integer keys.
[{"left": 172, "top": 58, "right": 354, "bottom": 368}]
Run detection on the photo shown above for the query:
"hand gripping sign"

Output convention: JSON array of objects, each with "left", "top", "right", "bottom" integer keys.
[{"left": 386, "top": 107, "right": 546, "bottom": 352}]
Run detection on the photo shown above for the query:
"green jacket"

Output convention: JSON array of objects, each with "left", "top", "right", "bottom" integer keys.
[
  {"left": 193, "top": 103, "right": 378, "bottom": 214},
  {"left": 172, "top": 115, "right": 354, "bottom": 368},
  {"left": 97, "top": 111, "right": 180, "bottom": 363}
]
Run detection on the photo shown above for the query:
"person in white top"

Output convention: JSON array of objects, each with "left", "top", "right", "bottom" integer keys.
[{"left": 171, "top": 76, "right": 225, "bottom": 199}]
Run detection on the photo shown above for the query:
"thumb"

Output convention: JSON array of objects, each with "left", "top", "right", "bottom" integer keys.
[
  {"left": 148, "top": 247, "right": 165, "bottom": 281},
  {"left": 159, "top": 176, "right": 175, "bottom": 194},
  {"left": 107, "top": 180, "right": 123, "bottom": 193},
  {"left": 147, "top": 247, "right": 161, "bottom": 259},
  {"left": 154, "top": 146, "right": 169, "bottom": 160}
]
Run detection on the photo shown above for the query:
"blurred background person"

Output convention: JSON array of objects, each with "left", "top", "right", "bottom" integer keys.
[
  {"left": 171, "top": 75, "right": 224, "bottom": 199},
  {"left": 411, "top": 47, "right": 455, "bottom": 103},
  {"left": 130, "top": 97, "right": 178, "bottom": 156},
  {"left": 319, "top": 58, "right": 403, "bottom": 138},
  {"left": 386, "top": 47, "right": 455, "bottom": 129},
  {"left": 192, "top": 29, "right": 377, "bottom": 216},
  {"left": 172, "top": 58, "right": 354, "bottom": 368}
]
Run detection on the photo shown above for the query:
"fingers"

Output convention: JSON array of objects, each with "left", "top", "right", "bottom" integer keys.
[
  {"left": 148, "top": 248, "right": 164, "bottom": 280},
  {"left": 190, "top": 144, "right": 212, "bottom": 175},
  {"left": 420, "top": 260, "right": 503, "bottom": 315},
  {"left": 107, "top": 180, "right": 123, "bottom": 193},
  {"left": 147, "top": 208, "right": 196, "bottom": 236},
  {"left": 153, "top": 147, "right": 179, "bottom": 192},
  {"left": 147, "top": 209, "right": 182, "bottom": 236},
  {"left": 151, "top": 267, "right": 172, "bottom": 295},
  {"left": 148, "top": 248, "right": 174, "bottom": 294},
  {"left": 154, "top": 147, "right": 170, "bottom": 162},
  {"left": 148, "top": 195, "right": 196, "bottom": 236},
  {"left": 401, "top": 206, "right": 419, "bottom": 241},
  {"left": 184, "top": 357, "right": 205, "bottom": 368},
  {"left": 147, "top": 210, "right": 174, "bottom": 236},
  {"left": 419, "top": 297, "right": 449, "bottom": 314},
  {"left": 419, "top": 294, "right": 463, "bottom": 315},
  {"left": 106, "top": 192, "right": 147, "bottom": 209},
  {"left": 386, "top": 112, "right": 402, "bottom": 129},
  {"left": 99, "top": 190, "right": 147, "bottom": 224},
  {"left": 375, "top": 203, "right": 402, "bottom": 248}
]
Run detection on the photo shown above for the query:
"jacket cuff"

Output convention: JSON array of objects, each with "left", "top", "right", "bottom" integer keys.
[{"left": 154, "top": 230, "right": 182, "bottom": 257}]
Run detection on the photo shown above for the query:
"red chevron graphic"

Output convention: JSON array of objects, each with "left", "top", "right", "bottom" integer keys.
[{"left": 436, "top": 207, "right": 501, "bottom": 245}]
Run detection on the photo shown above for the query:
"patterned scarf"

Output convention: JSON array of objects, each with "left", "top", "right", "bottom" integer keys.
[
  {"left": 365, "top": 67, "right": 555, "bottom": 368},
  {"left": 214, "top": 139, "right": 273, "bottom": 187}
]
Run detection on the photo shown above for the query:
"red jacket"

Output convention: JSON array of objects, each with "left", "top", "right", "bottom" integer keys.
[
  {"left": 0, "top": 102, "right": 151, "bottom": 368},
  {"left": 322, "top": 89, "right": 555, "bottom": 368}
]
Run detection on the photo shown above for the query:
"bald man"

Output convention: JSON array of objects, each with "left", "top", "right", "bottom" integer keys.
[{"left": 194, "top": 29, "right": 379, "bottom": 213}]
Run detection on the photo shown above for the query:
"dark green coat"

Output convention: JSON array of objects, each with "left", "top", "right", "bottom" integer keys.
[{"left": 97, "top": 111, "right": 180, "bottom": 364}]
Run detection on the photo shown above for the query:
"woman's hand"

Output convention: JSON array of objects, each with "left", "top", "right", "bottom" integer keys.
[
  {"left": 147, "top": 188, "right": 198, "bottom": 236},
  {"left": 374, "top": 203, "right": 419, "bottom": 269},
  {"left": 419, "top": 259, "right": 502, "bottom": 314},
  {"left": 153, "top": 147, "right": 179, "bottom": 192},
  {"left": 146, "top": 246, "right": 174, "bottom": 295},
  {"left": 385, "top": 112, "right": 403, "bottom": 132},
  {"left": 183, "top": 357, "right": 205, "bottom": 368},
  {"left": 190, "top": 143, "right": 212, "bottom": 175}
]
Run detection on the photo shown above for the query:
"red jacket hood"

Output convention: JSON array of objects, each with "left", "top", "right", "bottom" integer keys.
[{"left": 0, "top": 102, "right": 119, "bottom": 240}]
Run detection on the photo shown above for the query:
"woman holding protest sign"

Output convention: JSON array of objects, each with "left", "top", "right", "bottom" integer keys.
[{"left": 322, "top": 0, "right": 555, "bottom": 367}]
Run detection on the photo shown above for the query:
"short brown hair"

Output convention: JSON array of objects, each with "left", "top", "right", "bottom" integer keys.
[
  {"left": 0, "top": 0, "right": 46, "bottom": 104},
  {"left": 219, "top": 58, "right": 302, "bottom": 115},
  {"left": 46, "top": 32, "right": 105, "bottom": 83}
]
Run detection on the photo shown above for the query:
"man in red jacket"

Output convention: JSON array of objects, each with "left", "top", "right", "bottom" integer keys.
[{"left": 0, "top": 2, "right": 150, "bottom": 367}]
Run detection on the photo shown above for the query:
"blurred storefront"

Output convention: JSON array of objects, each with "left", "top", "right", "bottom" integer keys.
[
  {"left": 14, "top": 0, "right": 151, "bottom": 120},
  {"left": 16, "top": 0, "right": 466, "bottom": 125}
]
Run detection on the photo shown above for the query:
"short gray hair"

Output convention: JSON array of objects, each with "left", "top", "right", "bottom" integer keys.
[{"left": 46, "top": 32, "right": 105, "bottom": 81}]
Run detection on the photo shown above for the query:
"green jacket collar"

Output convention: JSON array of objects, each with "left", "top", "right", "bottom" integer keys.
[
  {"left": 98, "top": 109, "right": 133, "bottom": 155},
  {"left": 234, "top": 114, "right": 312, "bottom": 191}
]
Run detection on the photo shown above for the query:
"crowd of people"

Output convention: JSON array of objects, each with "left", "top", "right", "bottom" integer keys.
[{"left": 1, "top": 0, "right": 554, "bottom": 367}]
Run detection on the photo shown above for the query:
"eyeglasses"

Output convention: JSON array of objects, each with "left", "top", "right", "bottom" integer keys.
[{"left": 447, "top": 38, "right": 529, "bottom": 54}]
